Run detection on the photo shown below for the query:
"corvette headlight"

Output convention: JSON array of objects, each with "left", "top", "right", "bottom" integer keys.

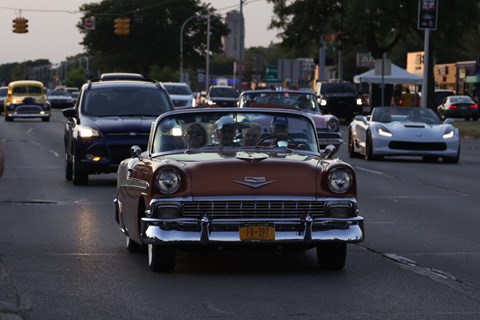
[
  {"left": 320, "top": 99, "right": 327, "bottom": 106},
  {"left": 155, "top": 168, "right": 182, "bottom": 194},
  {"left": 378, "top": 127, "right": 392, "bottom": 137},
  {"left": 443, "top": 128, "right": 455, "bottom": 139},
  {"left": 326, "top": 118, "right": 339, "bottom": 132},
  {"left": 327, "top": 167, "right": 354, "bottom": 194},
  {"left": 77, "top": 125, "right": 100, "bottom": 138},
  {"left": 356, "top": 98, "right": 363, "bottom": 106}
]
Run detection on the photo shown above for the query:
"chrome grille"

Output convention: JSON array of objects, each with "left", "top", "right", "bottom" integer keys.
[{"left": 182, "top": 201, "right": 326, "bottom": 219}]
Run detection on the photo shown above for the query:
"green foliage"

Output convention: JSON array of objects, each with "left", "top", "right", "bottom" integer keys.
[
  {"left": 66, "top": 68, "right": 87, "bottom": 88},
  {"left": 78, "top": 0, "right": 229, "bottom": 76}
]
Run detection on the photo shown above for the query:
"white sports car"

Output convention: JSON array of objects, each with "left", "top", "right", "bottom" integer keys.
[{"left": 348, "top": 106, "right": 460, "bottom": 163}]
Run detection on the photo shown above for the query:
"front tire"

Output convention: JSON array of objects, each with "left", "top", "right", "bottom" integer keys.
[
  {"left": 348, "top": 130, "right": 360, "bottom": 158},
  {"left": 65, "top": 153, "right": 73, "bottom": 181},
  {"left": 126, "top": 236, "right": 145, "bottom": 253},
  {"left": 365, "top": 131, "right": 381, "bottom": 161},
  {"left": 316, "top": 243, "right": 347, "bottom": 270},
  {"left": 148, "top": 244, "right": 176, "bottom": 272},
  {"left": 72, "top": 154, "right": 88, "bottom": 185}
]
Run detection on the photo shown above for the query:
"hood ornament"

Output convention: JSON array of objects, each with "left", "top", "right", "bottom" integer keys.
[{"left": 233, "top": 176, "right": 277, "bottom": 189}]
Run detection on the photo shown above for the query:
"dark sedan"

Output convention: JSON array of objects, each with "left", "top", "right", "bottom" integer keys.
[{"left": 437, "top": 95, "right": 478, "bottom": 121}]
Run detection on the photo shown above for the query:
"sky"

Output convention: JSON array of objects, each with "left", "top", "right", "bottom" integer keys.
[{"left": 0, "top": 0, "right": 278, "bottom": 65}]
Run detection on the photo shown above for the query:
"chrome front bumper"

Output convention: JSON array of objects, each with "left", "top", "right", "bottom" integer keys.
[{"left": 141, "top": 215, "right": 364, "bottom": 246}]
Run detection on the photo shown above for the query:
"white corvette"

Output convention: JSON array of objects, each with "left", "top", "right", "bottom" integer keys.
[{"left": 348, "top": 106, "right": 460, "bottom": 163}]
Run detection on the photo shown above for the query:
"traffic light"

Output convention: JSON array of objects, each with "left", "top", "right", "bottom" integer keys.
[
  {"left": 12, "top": 17, "right": 28, "bottom": 34},
  {"left": 114, "top": 17, "right": 130, "bottom": 36}
]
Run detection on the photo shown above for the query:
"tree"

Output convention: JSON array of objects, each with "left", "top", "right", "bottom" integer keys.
[{"left": 78, "top": 0, "right": 229, "bottom": 76}]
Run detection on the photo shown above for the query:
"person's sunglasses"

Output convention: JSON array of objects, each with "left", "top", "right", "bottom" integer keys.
[{"left": 187, "top": 130, "right": 202, "bottom": 137}]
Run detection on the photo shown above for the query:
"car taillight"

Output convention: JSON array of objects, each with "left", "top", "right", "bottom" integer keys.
[
  {"left": 470, "top": 104, "right": 478, "bottom": 109},
  {"left": 449, "top": 105, "right": 458, "bottom": 109}
]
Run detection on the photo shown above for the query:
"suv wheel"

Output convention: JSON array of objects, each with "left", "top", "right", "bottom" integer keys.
[
  {"left": 65, "top": 153, "right": 73, "bottom": 181},
  {"left": 72, "top": 154, "right": 88, "bottom": 185}
]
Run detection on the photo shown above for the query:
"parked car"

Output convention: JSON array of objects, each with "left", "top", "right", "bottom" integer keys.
[
  {"left": 348, "top": 106, "right": 460, "bottom": 163},
  {"left": 437, "top": 95, "right": 478, "bottom": 121},
  {"left": 237, "top": 89, "right": 343, "bottom": 150},
  {"left": 4, "top": 80, "right": 50, "bottom": 122},
  {"left": 62, "top": 78, "right": 174, "bottom": 185},
  {"left": 162, "top": 82, "right": 195, "bottom": 108},
  {"left": 114, "top": 107, "right": 364, "bottom": 272},
  {"left": 204, "top": 85, "right": 239, "bottom": 107},
  {"left": 315, "top": 80, "right": 362, "bottom": 122},
  {"left": 47, "top": 89, "right": 75, "bottom": 109},
  {"left": 0, "top": 86, "right": 7, "bottom": 114}
]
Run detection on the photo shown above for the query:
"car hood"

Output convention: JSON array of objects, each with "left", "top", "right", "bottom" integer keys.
[
  {"left": 82, "top": 116, "right": 156, "bottom": 133},
  {"left": 385, "top": 122, "right": 451, "bottom": 138},
  {"left": 155, "top": 151, "right": 322, "bottom": 197}
]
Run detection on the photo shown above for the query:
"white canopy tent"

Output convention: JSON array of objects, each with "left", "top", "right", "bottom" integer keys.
[{"left": 353, "top": 63, "right": 422, "bottom": 85}]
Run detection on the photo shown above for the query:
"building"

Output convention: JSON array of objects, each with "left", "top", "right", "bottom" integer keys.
[{"left": 223, "top": 10, "right": 244, "bottom": 60}]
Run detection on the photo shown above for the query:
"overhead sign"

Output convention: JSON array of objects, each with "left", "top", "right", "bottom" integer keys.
[{"left": 418, "top": 0, "right": 438, "bottom": 30}]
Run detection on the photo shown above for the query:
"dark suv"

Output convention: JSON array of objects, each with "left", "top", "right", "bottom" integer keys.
[
  {"left": 315, "top": 80, "right": 361, "bottom": 122},
  {"left": 62, "top": 78, "right": 174, "bottom": 185}
]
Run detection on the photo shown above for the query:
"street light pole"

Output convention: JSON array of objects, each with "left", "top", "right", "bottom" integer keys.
[
  {"left": 205, "top": 14, "right": 211, "bottom": 92},
  {"left": 180, "top": 15, "right": 199, "bottom": 82}
]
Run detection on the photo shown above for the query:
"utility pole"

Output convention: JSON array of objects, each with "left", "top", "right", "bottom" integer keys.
[{"left": 238, "top": 0, "right": 244, "bottom": 92}]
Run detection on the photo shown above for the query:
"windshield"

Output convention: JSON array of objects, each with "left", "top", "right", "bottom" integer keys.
[
  {"left": 82, "top": 87, "right": 172, "bottom": 117},
  {"left": 209, "top": 87, "right": 238, "bottom": 98},
  {"left": 164, "top": 84, "right": 192, "bottom": 95},
  {"left": 12, "top": 85, "right": 43, "bottom": 95},
  {"left": 47, "top": 90, "right": 71, "bottom": 97},
  {"left": 239, "top": 91, "right": 320, "bottom": 112},
  {"left": 372, "top": 106, "right": 441, "bottom": 124},
  {"left": 152, "top": 111, "right": 319, "bottom": 154}
]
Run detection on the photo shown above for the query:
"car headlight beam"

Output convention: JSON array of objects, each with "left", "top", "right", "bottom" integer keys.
[
  {"left": 443, "top": 129, "right": 455, "bottom": 139},
  {"left": 378, "top": 127, "right": 392, "bottom": 137},
  {"left": 77, "top": 125, "right": 100, "bottom": 138}
]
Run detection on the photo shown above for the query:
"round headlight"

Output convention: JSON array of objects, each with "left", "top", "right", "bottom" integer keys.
[
  {"left": 155, "top": 168, "right": 182, "bottom": 194},
  {"left": 326, "top": 118, "right": 339, "bottom": 132},
  {"left": 327, "top": 167, "right": 353, "bottom": 194}
]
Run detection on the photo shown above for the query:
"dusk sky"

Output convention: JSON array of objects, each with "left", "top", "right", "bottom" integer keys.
[{"left": 0, "top": 0, "right": 278, "bottom": 65}]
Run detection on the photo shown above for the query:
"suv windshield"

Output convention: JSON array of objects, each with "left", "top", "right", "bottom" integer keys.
[
  {"left": 210, "top": 87, "right": 238, "bottom": 98},
  {"left": 164, "top": 84, "right": 192, "bottom": 95},
  {"left": 321, "top": 83, "right": 355, "bottom": 94},
  {"left": 82, "top": 87, "right": 172, "bottom": 117}
]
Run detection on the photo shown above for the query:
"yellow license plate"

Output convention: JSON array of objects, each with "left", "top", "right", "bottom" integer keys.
[{"left": 239, "top": 225, "right": 275, "bottom": 241}]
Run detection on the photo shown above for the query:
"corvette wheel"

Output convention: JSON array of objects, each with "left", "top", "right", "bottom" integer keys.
[
  {"left": 348, "top": 130, "right": 360, "bottom": 158},
  {"left": 365, "top": 132, "right": 378, "bottom": 161},
  {"left": 72, "top": 154, "right": 88, "bottom": 185},
  {"left": 316, "top": 243, "right": 347, "bottom": 270},
  {"left": 148, "top": 244, "right": 176, "bottom": 272}
]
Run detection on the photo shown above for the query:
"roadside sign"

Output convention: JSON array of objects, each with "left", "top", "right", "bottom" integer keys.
[
  {"left": 264, "top": 65, "right": 278, "bottom": 83},
  {"left": 356, "top": 53, "right": 375, "bottom": 68},
  {"left": 418, "top": 0, "right": 438, "bottom": 30}
]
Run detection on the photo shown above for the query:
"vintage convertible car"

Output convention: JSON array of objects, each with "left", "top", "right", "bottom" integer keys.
[
  {"left": 237, "top": 90, "right": 343, "bottom": 150},
  {"left": 348, "top": 106, "right": 460, "bottom": 163},
  {"left": 115, "top": 107, "right": 364, "bottom": 272}
]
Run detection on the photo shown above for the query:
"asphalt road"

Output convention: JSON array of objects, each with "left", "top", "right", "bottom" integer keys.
[{"left": 1, "top": 110, "right": 480, "bottom": 319}]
